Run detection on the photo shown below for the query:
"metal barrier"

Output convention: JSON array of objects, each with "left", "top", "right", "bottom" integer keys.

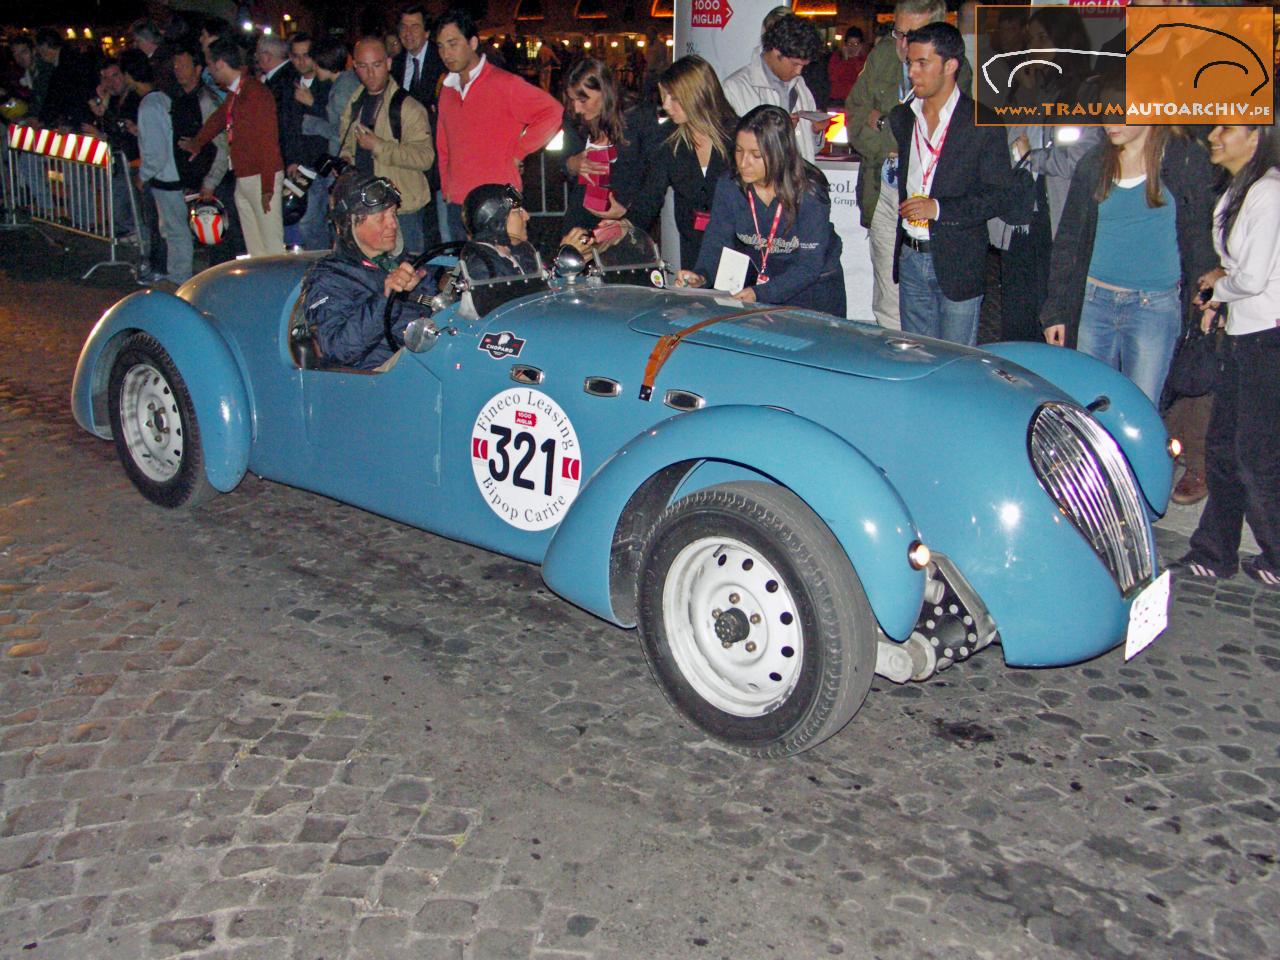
[
  {"left": 527, "top": 133, "right": 569, "bottom": 219},
  {"left": 2, "top": 123, "right": 138, "bottom": 278}
]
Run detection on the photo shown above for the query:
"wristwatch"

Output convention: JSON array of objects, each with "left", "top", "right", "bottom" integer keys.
[{"left": 876, "top": 115, "right": 887, "bottom": 131}]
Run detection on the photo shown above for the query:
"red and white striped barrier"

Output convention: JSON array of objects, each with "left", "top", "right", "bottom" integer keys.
[
  {"left": 8, "top": 124, "right": 111, "bottom": 167},
  {"left": 3, "top": 121, "right": 138, "bottom": 279}
]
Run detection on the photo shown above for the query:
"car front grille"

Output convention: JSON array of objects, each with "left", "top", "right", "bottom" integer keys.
[{"left": 1029, "top": 403, "right": 1154, "bottom": 594}]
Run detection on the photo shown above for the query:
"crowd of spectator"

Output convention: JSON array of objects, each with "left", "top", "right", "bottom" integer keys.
[{"left": 2, "top": 1, "right": 1276, "bottom": 586}]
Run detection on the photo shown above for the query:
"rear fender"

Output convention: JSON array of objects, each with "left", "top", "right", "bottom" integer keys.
[
  {"left": 982, "top": 342, "right": 1174, "bottom": 514},
  {"left": 71, "top": 290, "right": 251, "bottom": 493},
  {"left": 542, "top": 405, "right": 925, "bottom": 639}
]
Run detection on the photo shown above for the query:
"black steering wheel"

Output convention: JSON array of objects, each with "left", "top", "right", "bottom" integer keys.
[{"left": 383, "top": 240, "right": 469, "bottom": 355}]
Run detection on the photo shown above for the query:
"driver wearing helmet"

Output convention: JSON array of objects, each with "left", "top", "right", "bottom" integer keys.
[
  {"left": 462, "top": 183, "right": 594, "bottom": 281},
  {"left": 300, "top": 169, "right": 433, "bottom": 370}
]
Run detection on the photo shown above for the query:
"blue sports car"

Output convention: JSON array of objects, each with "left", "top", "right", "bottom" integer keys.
[{"left": 72, "top": 230, "right": 1173, "bottom": 757}]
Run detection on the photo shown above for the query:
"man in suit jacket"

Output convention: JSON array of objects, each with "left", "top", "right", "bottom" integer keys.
[
  {"left": 256, "top": 34, "right": 300, "bottom": 170},
  {"left": 183, "top": 38, "right": 285, "bottom": 257},
  {"left": 392, "top": 5, "right": 445, "bottom": 109},
  {"left": 391, "top": 5, "right": 446, "bottom": 249},
  {"left": 889, "top": 22, "right": 1023, "bottom": 346}
]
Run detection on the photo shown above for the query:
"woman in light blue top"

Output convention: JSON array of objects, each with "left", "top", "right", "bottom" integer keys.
[{"left": 1041, "top": 122, "right": 1216, "bottom": 404}]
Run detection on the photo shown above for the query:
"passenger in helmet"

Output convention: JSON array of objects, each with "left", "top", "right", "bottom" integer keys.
[
  {"left": 461, "top": 183, "right": 595, "bottom": 281},
  {"left": 299, "top": 169, "right": 434, "bottom": 369}
]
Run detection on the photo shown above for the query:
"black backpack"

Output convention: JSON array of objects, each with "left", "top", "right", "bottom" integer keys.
[{"left": 343, "top": 87, "right": 410, "bottom": 147}]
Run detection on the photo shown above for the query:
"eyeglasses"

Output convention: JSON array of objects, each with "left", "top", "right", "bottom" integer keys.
[
  {"left": 892, "top": 28, "right": 908, "bottom": 41},
  {"left": 503, "top": 185, "right": 523, "bottom": 211}
]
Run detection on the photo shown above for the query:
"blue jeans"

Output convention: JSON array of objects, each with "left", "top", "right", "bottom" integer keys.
[
  {"left": 296, "top": 173, "right": 333, "bottom": 251},
  {"left": 152, "top": 188, "right": 193, "bottom": 283},
  {"left": 443, "top": 201, "right": 466, "bottom": 243},
  {"left": 898, "top": 246, "right": 982, "bottom": 346},
  {"left": 1076, "top": 281, "right": 1180, "bottom": 404},
  {"left": 397, "top": 207, "right": 424, "bottom": 255}
]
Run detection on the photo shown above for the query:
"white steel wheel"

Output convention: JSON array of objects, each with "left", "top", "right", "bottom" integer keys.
[
  {"left": 107, "top": 333, "right": 216, "bottom": 509},
  {"left": 637, "top": 481, "right": 878, "bottom": 757},
  {"left": 661, "top": 536, "right": 805, "bottom": 717},
  {"left": 117, "top": 362, "right": 184, "bottom": 482}
]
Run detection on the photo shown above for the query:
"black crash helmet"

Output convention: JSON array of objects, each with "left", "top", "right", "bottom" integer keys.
[
  {"left": 463, "top": 183, "right": 522, "bottom": 245},
  {"left": 329, "top": 169, "right": 402, "bottom": 234}
]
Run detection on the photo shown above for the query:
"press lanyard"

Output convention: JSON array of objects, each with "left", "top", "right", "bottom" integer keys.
[
  {"left": 748, "top": 191, "right": 783, "bottom": 284},
  {"left": 224, "top": 88, "right": 237, "bottom": 144},
  {"left": 913, "top": 114, "right": 951, "bottom": 193}
]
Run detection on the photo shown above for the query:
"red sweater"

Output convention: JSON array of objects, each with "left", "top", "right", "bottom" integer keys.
[{"left": 436, "top": 60, "right": 562, "bottom": 204}]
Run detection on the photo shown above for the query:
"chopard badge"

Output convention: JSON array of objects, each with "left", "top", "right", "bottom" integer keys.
[{"left": 478, "top": 331, "right": 526, "bottom": 359}]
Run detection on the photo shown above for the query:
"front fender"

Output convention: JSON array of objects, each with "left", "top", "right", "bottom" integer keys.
[
  {"left": 982, "top": 342, "right": 1173, "bottom": 514},
  {"left": 71, "top": 290, "right": 251, "bottom": 493},
  {"left": 542, "top": 405, "right": 925, "bottom": 640}
]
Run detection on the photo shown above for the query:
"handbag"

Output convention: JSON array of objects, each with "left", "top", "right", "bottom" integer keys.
[{"left": 1163, "top": 303, "right": 1224, "bottom": 400}]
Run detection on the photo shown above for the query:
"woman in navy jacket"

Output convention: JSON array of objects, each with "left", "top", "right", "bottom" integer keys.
[{"left": 676, "top": 104, "right": 845, "bottom": 316}]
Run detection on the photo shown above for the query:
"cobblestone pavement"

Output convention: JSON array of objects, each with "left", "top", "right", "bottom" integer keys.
[{"left": 1, "top": 241, "right": 1277, "bottom": 960}]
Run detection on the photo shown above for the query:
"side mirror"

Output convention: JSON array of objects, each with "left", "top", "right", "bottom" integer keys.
[
  {"left": 554, "top": 244, "right": 586, "bottom": 283},
  {"left": 402, "top": 316, "right": 439, "bottom": 353}
]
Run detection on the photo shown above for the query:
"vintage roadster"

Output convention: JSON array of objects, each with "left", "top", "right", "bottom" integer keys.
[{"left": 72, "top": 231, "right": 1172, "bottom": 756}]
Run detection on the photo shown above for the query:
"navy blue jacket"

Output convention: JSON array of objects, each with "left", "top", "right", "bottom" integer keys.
[
  {"left": 695, "top": 176, "right": 845, "bottom": 316},
  {"left": 301, "top": 242, "right": 427, "bottom": 369}
]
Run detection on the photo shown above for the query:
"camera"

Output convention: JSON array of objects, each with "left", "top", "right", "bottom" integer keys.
[{"left": 314, "top": 155, "right": 351, "bottom": 180}]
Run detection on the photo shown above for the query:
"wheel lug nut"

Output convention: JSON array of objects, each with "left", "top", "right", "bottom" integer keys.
[
  {"left": 711, "top": 608, "right": 722, "bottom": 619},
  {"left": 728, "top": 593, "right": 740, "bottom": 605},
  {"left": 749, "top": 613, "right": 761, "bottom": 625},
  {"left": 744, "top": 641, "right": 757, "bottom": 653},
  {"left": 721, "top": 641, "right": 733, "bottom": 649}
]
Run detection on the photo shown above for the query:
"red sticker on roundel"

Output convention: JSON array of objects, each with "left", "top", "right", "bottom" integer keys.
[
  {"left": 515, "top": 411, "right": 537, "bottom": 427},
  {"left": 472, "top": 437, "right": 488, "bottom": 459},
  {"left": 561, "top": 457, "right": 581, "bottom": 481}
]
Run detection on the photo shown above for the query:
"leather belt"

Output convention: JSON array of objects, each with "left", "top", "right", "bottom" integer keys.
[
  {"left": 903, "top": 236, "right": 931, "bottom": 254},
  {"left": 639, "top": 305, "right": 777, "bottom": 400}
]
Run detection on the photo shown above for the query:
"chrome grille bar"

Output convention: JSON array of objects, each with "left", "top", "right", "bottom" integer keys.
[{"left": 1029, "top": 403, "right": 1154, "bottom": 594}]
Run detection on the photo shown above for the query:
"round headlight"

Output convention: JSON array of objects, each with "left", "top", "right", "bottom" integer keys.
[
  {"left": 907, "top": 541, "right": 931, "bottom": 570},
  {"left": 1168, "top": 437, "right": 1183, "bottom": 459}
]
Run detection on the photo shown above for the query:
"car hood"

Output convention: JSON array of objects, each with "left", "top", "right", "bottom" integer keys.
[{"left": 619, "top": 287, "right": 978, "bottom": 382}]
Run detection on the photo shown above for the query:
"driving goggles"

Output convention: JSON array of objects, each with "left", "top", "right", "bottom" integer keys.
[{"left": 355, "top": 177, "right": 402, "bottom": 211}]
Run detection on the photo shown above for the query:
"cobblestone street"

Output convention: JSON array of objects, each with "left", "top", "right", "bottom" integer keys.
[{"left": 1, "top": 239, "right": 1277, "bottom": 960}]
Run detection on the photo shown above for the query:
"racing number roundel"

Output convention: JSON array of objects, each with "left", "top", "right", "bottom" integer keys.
[{"left": 471, "top": 389, "right": 583, "bottom": 531}]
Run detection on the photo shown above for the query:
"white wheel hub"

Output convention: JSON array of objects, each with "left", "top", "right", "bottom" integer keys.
[
  {"left": 661, "top": 536, "right": 804, "bottom": 717},
  {"left": 118, "top": 363, "right": 183, "bottom": 482}
]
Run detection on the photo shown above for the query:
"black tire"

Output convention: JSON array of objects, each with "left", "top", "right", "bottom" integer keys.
[
  {"left": 106, "top": 332, "right": 217, "bottom": 509},
  {"left": 637, "top": 481, "right": 877, "bottom": 757}
]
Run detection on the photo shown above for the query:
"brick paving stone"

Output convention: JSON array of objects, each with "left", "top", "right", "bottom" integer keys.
[
  {"left": 375, "top": 867, "right": 438, "bottom": 913},
  {"left": 219, "top": 845, "right": 280, "bottom": 877},
  {"left": 0, "top": 835, "right": 45, "bottom": 872},
  {"left": 413, "top": 899, "right": 481, "bottom": 938},
  {"left": 108, "top": 886, "right": 185, "bottom": 926},
  {"left": 317, "top": 865, "right": 377, "bottom": 899},
  {"left": 390, "top": 836, "right": 457, "bottom": 872},
  {"left": 470, "top": 927, "right": 537, "bottom": 960},
  {"left": 148, "top": 915, "right": 216, "bottom": 954},
  {"left": 434, "top": 859, "right": 503, "bottom": 897},
  {"left": 3, "top": 799, "right": 70, "bottom": 836},
  {"left": 352, "top": 914, "right": 413, "bottom": 953},
  {"left": 477, "top": 887, "right": 546, "bottom": 928},
  {"left": 283, "top": 760, "right": 337, "bottom": 787},
  {"left": 332, "top": 835, "right": 397, "bottom": 867}
]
